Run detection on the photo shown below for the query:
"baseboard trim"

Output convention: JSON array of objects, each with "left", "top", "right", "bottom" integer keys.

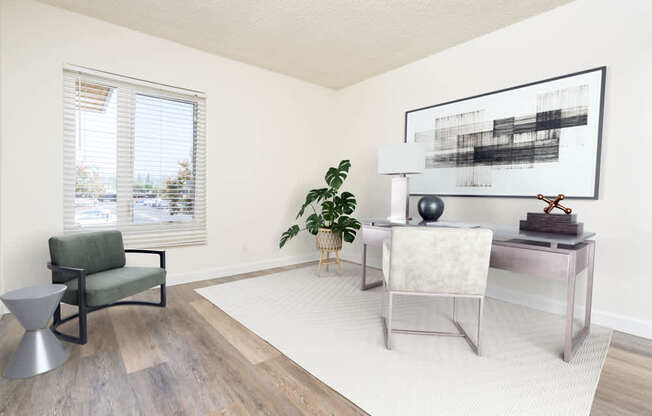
[
  {"left": 5, "top": 252, "right": 650, "bottom": 341},
  {"left": 166, "top": 252, "right": 319, "bottom": 286},
  {"left": 340, "top": 251, "right": 652, "bottom": 340},
  {"left": 486, "top": 285, "right": 652, "bottom": 340},
  {"left": 0, "top": 254, "right": 320, "bottom": 316}
]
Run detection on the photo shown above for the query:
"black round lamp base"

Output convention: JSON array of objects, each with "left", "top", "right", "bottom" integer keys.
[{"left": 417, "top": 196, "right": 445, "bottom": 222}]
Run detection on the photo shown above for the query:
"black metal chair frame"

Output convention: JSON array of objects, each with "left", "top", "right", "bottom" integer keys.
[{"left": 48, "top": 249, "right": 166, "bottom": 345}]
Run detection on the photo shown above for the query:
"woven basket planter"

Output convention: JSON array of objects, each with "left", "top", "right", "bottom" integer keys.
[{"left": 316, "top": 228, "right": 342, "bottom": 250}]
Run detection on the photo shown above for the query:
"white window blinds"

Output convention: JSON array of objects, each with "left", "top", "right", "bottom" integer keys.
[{"left": 63, "top": 66, "right": 206, "bottom": 248}]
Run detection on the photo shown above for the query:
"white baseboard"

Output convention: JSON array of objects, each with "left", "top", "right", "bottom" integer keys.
[
  {"left": 0, "top": 253, "right": 319, "bottom": 316},
  {"left": 340, "top": 251, "right": 652, "bottom": 340},
  {"left": 485, "top": 285, "right": 652, "bottom": 340},
  {"left": 12, "top": 253, "right": 317, "bottom": 316},
  {"left": 4, "top": 251, "right": 650, "bottom": 341},
  {"left": 166, "top": 252, "right": 319, "bottom": 286}
]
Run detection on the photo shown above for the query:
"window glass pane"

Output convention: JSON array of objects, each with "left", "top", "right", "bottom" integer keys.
[
  {"left": 133, "top": 94, "right": 196, "bottom": 224},
  {"left": 74, "top": 81, "right": 117, "bottom": 227}
]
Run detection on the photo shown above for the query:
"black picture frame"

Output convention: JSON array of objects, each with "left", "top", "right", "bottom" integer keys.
[{"left": 404, "top": 66, "right": 606, "bottom": 199}]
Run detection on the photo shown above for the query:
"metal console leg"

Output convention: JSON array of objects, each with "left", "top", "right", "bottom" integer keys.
[
  {"left": 584, "top": 241, "right": 595, "bottom": 328},
  {"left": 564, "top": 248, "right": 595, "bottom": 362},
  {"left": 563, "top": 241, "right": 595, "bottom": 362},
  {"left": 564, "top": 252, "right": 577, "bottom": 362},
  {"left": 361, "top": 243, "right": 383, "bottom": 291}
]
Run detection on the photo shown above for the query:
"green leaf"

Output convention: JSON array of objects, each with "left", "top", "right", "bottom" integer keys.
[
  {"left": 331, "top": 216, "right": 361, "bottom": 243},
  {"left": 325, "top": 160, "right": 351, "bottom": 190},
  {"left": 325, "top": 167, "right": 347, "bottom": 190},
  {"left": 338, "top": 160, "right": 351, "bottom": 173},
  {"left": 296, "top": 188, "right": 333, "bottom": 219},
  {"left": 279, "top": 224, "right": 300, "bottom": 248},
  {"left": 334, "top": 191, "right": 356, "bottom": 215},
  {"left": 317, "top": 188, "right": 336, "bottom": 201},
  {"left": 305, "top": 213, "right": 323, "bottom": 235},
  {"left": 321, "top": 200, "right": 337, "bottom": 223}
]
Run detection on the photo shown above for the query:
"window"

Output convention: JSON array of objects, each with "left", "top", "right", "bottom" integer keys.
[{"left": 63, "top": 66, "right": 206, "bottom": 247}]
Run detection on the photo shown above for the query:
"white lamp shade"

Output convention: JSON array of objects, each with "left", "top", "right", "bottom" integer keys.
[{"left": 377, "top": 143, "right": 426, "bottom": 175}]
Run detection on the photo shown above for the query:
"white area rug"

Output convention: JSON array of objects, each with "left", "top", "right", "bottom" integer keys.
[{"left": 196, "top": 263, "right": 611, "bottom": 416}]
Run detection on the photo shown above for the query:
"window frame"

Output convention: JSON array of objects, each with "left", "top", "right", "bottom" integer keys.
[{"left": 62, "top": 65, "right": 207, "bottom": 248}]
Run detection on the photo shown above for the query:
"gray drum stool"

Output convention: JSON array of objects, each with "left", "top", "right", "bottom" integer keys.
[{"left": 1, "top": 284, "right": 69, "bottom": 379}]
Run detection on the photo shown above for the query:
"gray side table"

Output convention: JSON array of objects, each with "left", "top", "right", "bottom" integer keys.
[{"left": 1, "top": 284, "right": 69, "bottom": 379}]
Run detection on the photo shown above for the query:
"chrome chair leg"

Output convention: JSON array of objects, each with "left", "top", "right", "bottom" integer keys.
[
  {"left": 477, "top": 297, "right": 484, "bottom": 356},
  {"left": 384, "top": 293, "right": 484, "bottom": 356},
  {"left": 452, "top": 296, "right": 456, "bottom": 321},
  {"left": 385, "top": 292, "right": 393, "bottom": 350},
  {"left": 380, "top": 282, "right": 387, "bottom": 319}
]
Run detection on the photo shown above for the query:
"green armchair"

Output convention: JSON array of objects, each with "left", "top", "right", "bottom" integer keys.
[{"left": 47, "top": 230, "right": 166, "bottom": 345}]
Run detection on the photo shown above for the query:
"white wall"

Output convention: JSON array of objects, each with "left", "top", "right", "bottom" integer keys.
[
  {"left": 1, "top": 0, "right": 650, "bottom": 338},
  {"left": 334, "top": 0, "right": 652, "bottom": 338},
  {"left": 0, "top": 0, "right": 336, "bottom": 294},
  {"left": 0, "top": 0, "right": 4, "bottom": 315}
]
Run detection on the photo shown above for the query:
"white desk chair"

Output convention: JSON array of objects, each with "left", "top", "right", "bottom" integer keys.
[{"left": 381, "top": 227, "right": 492, "bottom": 355}]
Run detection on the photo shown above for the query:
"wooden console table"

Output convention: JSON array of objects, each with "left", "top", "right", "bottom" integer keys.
[{"left": 360, "top": 219, "right": 596, "bottom": 362}]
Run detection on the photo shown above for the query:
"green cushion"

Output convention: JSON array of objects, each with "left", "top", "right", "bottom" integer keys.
[
  {"left": 61, "top": 267, "right": 166, "bottom": 307},
  {"left": 49, "top": 231, "right": 126, "bottom": 283}
]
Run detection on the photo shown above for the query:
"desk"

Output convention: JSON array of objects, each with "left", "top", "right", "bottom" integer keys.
[{"left": 360, "top": 219, "right": 596, "bottom": 362}]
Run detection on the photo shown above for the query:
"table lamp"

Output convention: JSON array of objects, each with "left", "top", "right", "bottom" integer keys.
[{"left": 377, "top": 143, "right": 425, "bottom": 222}]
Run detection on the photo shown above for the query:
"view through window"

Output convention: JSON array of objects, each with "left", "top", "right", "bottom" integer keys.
[
  {"left": 74, "top": 87, "right": 197, "bottom": 227},
  {"left": 64, "top": 67, "right": 206, "bottom": 247},
  {"left": 132, "top": 94, "right": 196, "bottom": 225},
  {"left": 74, "top": 81, "right": 118, "bottom": 227}
]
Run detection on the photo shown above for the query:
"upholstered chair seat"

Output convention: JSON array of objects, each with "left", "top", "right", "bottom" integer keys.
[{"left": 60, "top": 267, "right": 166, "bottom": 307}]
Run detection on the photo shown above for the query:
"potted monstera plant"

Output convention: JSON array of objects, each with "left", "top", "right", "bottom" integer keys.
[{"left": 280, "top": 160, "right": 361, "bottom": 251}]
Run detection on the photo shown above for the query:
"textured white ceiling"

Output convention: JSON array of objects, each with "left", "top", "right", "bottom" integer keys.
[{"left": 38, "top": 0, "right": 574, "bottom": 89}]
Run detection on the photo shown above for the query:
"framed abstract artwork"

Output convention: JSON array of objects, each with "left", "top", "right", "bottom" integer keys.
[{"left": 404, "top": 67, "right": 606, "bottom": 199}]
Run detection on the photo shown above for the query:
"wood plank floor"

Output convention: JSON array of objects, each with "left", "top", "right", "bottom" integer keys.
[{"left": 0, "top": 262, "right": 650, "bottom": 415}]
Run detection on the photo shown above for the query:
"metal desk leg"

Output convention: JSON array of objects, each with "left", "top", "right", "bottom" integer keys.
[
  {"left": 361, "top": 244, "right": 367, "bottom": 289},
  {"left": 585, "top": 240, "right": 596, "bottom": 328},
  {"left": 564, "top": 253, "right": 577, "bottom": 362},
  {"left": 564, "top": 247, "right": 592, "bottom": 362},
  {"left": 361, "top": 243, "right": 382, "bottom": 291}
]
